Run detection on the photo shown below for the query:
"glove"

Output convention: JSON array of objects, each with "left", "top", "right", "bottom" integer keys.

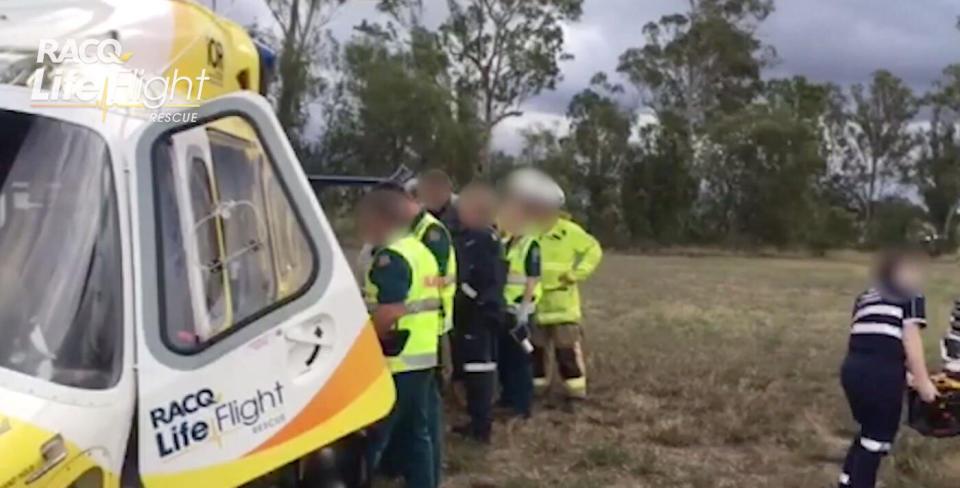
[
  {"left": 512, "top": 301, "right": 536, "bottom": 327},
  {"left": 378, "top": 329, "right": 411, "bottom": 357}
]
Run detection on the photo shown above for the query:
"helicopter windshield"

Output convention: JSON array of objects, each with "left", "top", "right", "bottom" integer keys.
[{"left": 0, "top": 109, "right": 123, "bottom": 390}]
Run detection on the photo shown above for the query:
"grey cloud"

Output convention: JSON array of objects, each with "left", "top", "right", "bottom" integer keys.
[
  {"left": 205, "top": 0, "right": 960, "bottom": 151},
  {"left": 761, "top": 0, "right": 959, "bottom": 91}
]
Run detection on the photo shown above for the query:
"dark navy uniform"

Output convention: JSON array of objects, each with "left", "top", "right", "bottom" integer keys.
[
  {"left": 839, "top": 285, "right": 925, "bottom": 488},
  {"left": 429, "top": 199, "right": 460, "bottom": 235},
  {"left": 451, "top": 226, "right": 505, "bottom": 442},
  {"left": 498, "top": 237, "right": 541, "bottom": 418}
]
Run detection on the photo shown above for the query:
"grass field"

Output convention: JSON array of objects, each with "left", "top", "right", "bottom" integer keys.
[{"left": 439, "top": 252, "right": 960, "bottom": 488}]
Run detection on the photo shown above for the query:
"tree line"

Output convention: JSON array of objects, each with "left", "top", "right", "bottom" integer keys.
[{"left": 260, "top": 0, "right": 960, "bottom": 251}]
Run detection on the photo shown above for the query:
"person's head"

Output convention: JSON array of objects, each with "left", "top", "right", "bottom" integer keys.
[
  {"left": 457, "top": 182, "right": 498, "bottom": 229},
  {"left": 498, "top": 195, "right": 526, "bottom": 234},
  {"left": 527, "top": 197, "right": 561, "bottom": 230},
  {"left": 874, "top": 246, "right": 927, "bottom": 293},
  {"left": 357, "top": 189, "right": 411, "bottom": 246},
  {"left": 418, "top": 169, "right": 453, "bottom": 211},
  {"left": 374, "top": 182, "right": 421, "bottom": 220},
  {"left": 502, "top": 167, "right": 564, "bottom": 231}
]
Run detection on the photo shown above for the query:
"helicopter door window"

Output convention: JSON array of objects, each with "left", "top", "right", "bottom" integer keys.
[
  {"left": 206, "top": 128, "right": 277, "bottom": 322},
  {"left": 262, "top": 164, "right": 312, "bottom": 299},
  {"left": 155, "top": 147, "right": 229, "bottom": 348},
  {"left": 153, "top": 116, "right": 316, "bottom": 354}
]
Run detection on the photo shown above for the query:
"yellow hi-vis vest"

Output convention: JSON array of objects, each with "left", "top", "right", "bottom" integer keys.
[
  {"left": 364, "top": 235, "right": 442, "bottom": 373},
  {"left": 536, "top": 218, "right": 603, "bottom": 326},
  {"left": 503, "top": 235, "right": 542, "bottom": 305},
  {"left": 412, "top": 211, "right": 457, "bottom": 335}
]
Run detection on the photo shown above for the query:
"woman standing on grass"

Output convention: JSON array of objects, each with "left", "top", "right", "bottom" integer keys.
[{"left": 838, "top": 248, "right": 939, "bottom": 488}]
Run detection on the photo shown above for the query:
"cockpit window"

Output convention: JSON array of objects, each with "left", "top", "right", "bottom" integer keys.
[{"left": 0, "top": 109, "right": 123, "bottom": 389}]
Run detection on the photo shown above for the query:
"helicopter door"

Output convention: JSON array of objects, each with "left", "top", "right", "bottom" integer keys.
[{"left": 130, "top": 94, "right": 394, "bottom": 488}]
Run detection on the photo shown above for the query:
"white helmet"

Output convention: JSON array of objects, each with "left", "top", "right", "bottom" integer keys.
[
  {"left": 505, "top": 167, "right": 564, "bottom": 209},
  {"left": 545, "top": 177, "right": 565, "bottom": 208}
]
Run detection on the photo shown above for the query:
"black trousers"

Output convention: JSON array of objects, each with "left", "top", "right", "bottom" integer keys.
[
  {"left": 498, "top": 315, "right": 533, "bottom": 417},
  {"left": 839, "top": 353, "right": 906, "bottom": 488},
  {"left": 453, "top": 321, "right": 497, "bottom": 439}
]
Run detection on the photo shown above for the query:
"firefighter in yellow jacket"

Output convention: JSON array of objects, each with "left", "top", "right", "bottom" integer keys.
[{"left": 530, "top": 176, "right": 603, "bottom": 402}]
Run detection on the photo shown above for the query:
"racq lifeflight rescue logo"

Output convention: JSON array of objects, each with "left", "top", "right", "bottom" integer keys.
[
  {"left": 29, "top": 38, "right": 206, "bottom": 122},
  {"left": 149, "top": 382, "right": 288, "bottom": 459}
]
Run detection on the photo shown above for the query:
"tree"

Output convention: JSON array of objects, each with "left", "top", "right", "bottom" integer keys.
[
  {"left": 614, "top": 0, "right": 776, "bottom": 245},
  {"left": 824, "top": 70, "right": 918, "bottom": 236},
  {"left": 699, "top": 103, "right": 826, "bottom": 246},
  {"left": 564, "top": 74, "right": 633, "bottom": 244},
  {"left": 379, "top": 0, "right": 584, "bottom": 174},
  {"left": 616, "top": 0, "right": 775, "bottom": 149},
  {"left": 908, "top": 65, "right": 960, "bottom": 248},
  {"left": 865, "top": 197, "right": 929, "bottom": 247},
  {"left": 263, "top": 0, "right": 345, "bottom": 153},
  {"left": 621, "top": 122, "right": 698, "bottom": 244},
  {"left": 762, "top": 77, "right": 857, "bottom": 250},
  {"left": 515, "top": 127, "right": 584, "bottom": 220},
  {"left": 316, "top": 28, "right": 483, "bottom": 183},
  {"left": 442, "top": 0, "right": 583, "bottom": 173}
]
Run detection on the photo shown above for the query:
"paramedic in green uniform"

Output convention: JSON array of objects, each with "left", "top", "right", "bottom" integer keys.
[
  {"left": 360, "top": 189, "right": 443, "bottom": 488},
  {"left": 377, "top": 182, "right": 455, "bottom": 484}
]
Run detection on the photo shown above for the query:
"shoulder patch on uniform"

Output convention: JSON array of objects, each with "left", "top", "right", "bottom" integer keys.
[
  {"left": 428, "top": 229, "right": 442, "bottom": 242},
  {"left": 377, "top": 253, "right": 391, "bottom": 267}
]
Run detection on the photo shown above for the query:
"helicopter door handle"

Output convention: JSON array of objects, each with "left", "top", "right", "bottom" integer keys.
[
  {"left": 283, "top": 326, "right": 332, "bottom": 348},
  {"left": 25, "top": 434, "right": 67, "bottom": 484}
]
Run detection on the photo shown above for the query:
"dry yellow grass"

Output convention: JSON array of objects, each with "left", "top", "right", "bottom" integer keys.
[{"left": 440, "top": 253, "right": 960, "bottom": 488}]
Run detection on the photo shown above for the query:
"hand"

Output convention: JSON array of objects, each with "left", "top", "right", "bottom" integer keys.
[
  {"left": 513, "top": 302, "right": 535, "bottom": 326},
  {"left": 916, "top": 377, "right": 940, "bottom": 403}
]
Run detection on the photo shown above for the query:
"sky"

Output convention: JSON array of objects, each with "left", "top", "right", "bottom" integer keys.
[{"left": 203, "top": 0, "right": 960, "bottom": 153}]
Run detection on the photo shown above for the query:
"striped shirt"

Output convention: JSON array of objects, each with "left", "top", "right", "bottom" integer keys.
[{"left": 848, "top": 287, "right": 925, "bottom": 360}]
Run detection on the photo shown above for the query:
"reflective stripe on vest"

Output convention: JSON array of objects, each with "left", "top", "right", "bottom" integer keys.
[
  {"left": 363, "top": 235, "right": 442, "bottom": 373},
  {"left": 406, "top": 298, "right": 442, "bottom": 314},
  {"left": 387, "top": 352, "right": 437, "bottom": 372},
  {"left": 366, "top": 298, "right": 441, "bottom": 315},
  {"left": 506, "top": 274, "right": 528, "bottom": 285},
  {"left": 412, "top": 211, "right": 457, "bottom": 334}
]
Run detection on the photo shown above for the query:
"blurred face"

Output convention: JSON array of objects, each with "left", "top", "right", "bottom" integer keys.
[
  {"left": 892, "top": 256, "right": 926, "bottom": 292},
  {"left": 458, "top": 190, "right": 495, "bottom": 229},
  {"left": 498, "top": 199, "right": 526, "bottom": 233},
  {"left": 419, "top": 180, "right": 452, "bottom": 210},
  {"left": 396, "top": 193, "right": 421, "bottom": 220},
  {"left": 528, "top": 203, "right": 558, "bottom": 230},
  {"left": 358, "top": 208, "right": 391, "bottom": 246}
]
